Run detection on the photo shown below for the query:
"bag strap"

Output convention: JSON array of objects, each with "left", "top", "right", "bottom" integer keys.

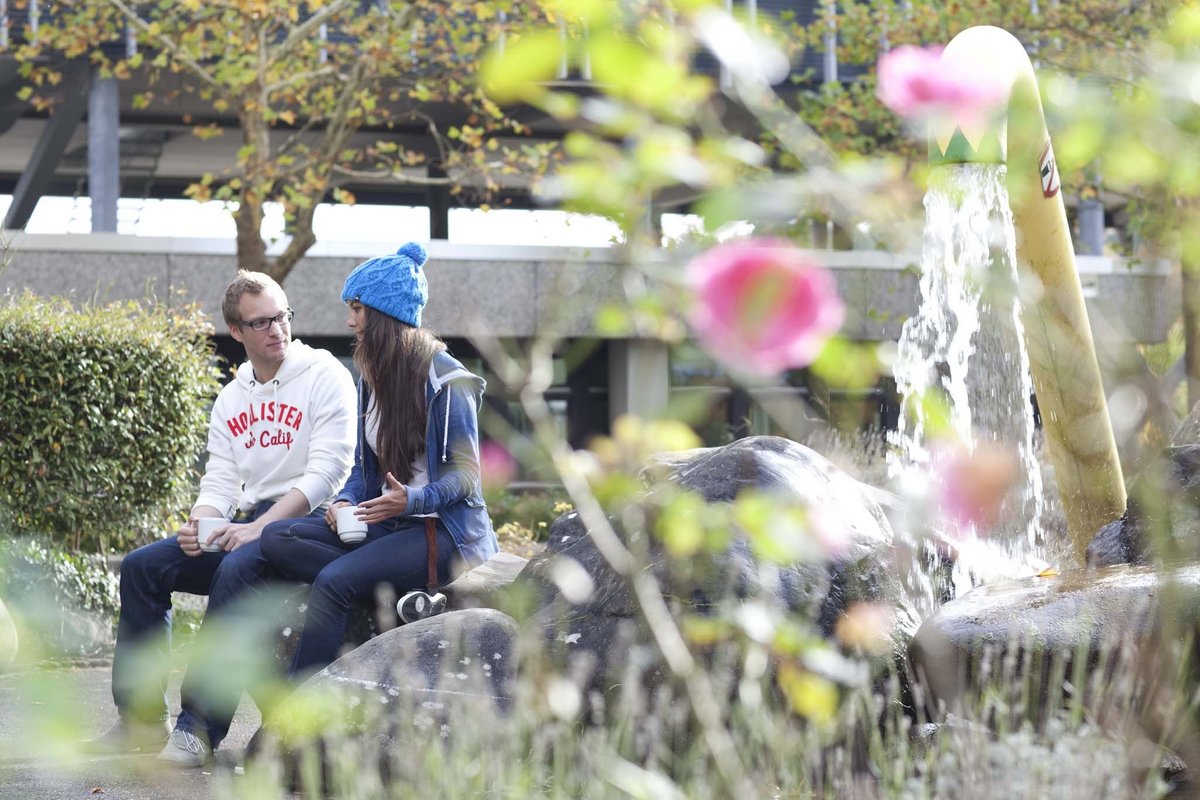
[{"left": 424, "top": 517, "right": 438, "bottom": 593}]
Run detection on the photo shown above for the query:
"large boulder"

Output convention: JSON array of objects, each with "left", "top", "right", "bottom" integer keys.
[
  {"left": 310, "top": 608, "right": 518, "bottom": 706},
  {"left": 254, "top": 608, "right": 519, "bottom": 787},
  {"left": 273, "top": 552, "right": 529, "bottom": 669},
  {"left": 0, "top": 595, "right": 16, "bottom": 668},
  {"left": 516, "top": 435, "right": 911, "bottom": 705},
  {"left": 1087, "top": 445, "right": 1200, "bottom": 567},
  {"left": 911, "top": 564, "right": 1200, "bottom": 716},
  {"left": 252, "top": 435, "right": 905, "bottom": 782}
]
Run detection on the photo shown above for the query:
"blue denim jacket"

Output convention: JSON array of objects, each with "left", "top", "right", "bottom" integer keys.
[{"left": 335, "top": 351, "right": 498, "bottom": 569}]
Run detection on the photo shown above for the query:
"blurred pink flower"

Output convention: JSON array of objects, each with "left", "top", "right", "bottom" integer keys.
[
  {"left": 686, "top": 239, "right": 844, "bottom": 376},
  {"left": 836, "top": 602, "right": 896, "bottom": 656},
  {"left": 934, "top": 441, "right": 1018, "bottom": 534},
  {"left": 479, "top": 440, "right": 516, "bottom": 489},
  {"left": 876, "top": 45, "right": 1006, "bottom": 122}
]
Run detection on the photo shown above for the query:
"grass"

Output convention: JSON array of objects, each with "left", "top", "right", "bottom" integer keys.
[
  {"left": 209, "top": 431, "right": 1189, "bottom": 799},
  {"left": 217, "top": 615, "right": 1194, "bottom": 799},
  {"left": 3, "top": 437, "right": 1192, "bottom": 799}
]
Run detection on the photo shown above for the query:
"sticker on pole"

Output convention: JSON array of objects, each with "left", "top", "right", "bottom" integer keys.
[{"left": 1038, "top": 141, "right": 1060, "bottom": 198}]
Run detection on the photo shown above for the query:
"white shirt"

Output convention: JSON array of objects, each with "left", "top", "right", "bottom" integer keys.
[{"left": 364, "top": 395, "right": 437, "bottom": 518}]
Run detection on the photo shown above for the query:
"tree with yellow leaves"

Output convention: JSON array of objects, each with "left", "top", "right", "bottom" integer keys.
[{"left": 16, "top": 0, "right": 555, "bottom": 281}]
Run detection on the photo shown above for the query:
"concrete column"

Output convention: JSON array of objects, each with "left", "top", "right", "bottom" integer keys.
[
  {"left": 428, "top": 165, "right": 449, "bottom": 240},
  {"left": 88, "top": 74, "right": 120, "bottom": 233},
  {"left": 607, "top": 339, "right": 669, "bottom": 425},
  {"left": 822, "top": 0, "right": 838, "bottom": 84},
  {"left": 1078, "top": 198, "right": 1104, "bottom": 256}
]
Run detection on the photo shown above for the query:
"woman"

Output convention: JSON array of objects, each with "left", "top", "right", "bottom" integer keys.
[{"left": 260, "top": 242, "right": 498, "bottom": 676}]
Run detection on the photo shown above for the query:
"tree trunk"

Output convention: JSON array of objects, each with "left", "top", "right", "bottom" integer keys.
[
  {"left": 235, "top": 110, "right": 271, "bottom": 275},
  {"left": 1184, "top": 257, "right": 1200, "bottom": 411},
  {"left": 234, "top": 194, "right": 268, "bottom": 273},
  {"left": 269, "top": 202, "right": 318, "bottom": 284}
]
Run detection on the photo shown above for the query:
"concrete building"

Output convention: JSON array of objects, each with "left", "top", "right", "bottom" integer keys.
[
  {"left": 0, "top": 2, "right": 1177, "bottom": 453},
  {"left": 0, "top": 231, "right": 1175, "bottom": 452}
]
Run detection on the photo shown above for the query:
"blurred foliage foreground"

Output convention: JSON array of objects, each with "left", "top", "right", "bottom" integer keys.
[{"left": 7, "top": 1, "right": 1200, "bottom": 798}]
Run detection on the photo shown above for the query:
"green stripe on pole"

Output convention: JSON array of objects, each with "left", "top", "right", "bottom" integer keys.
[{"left": 929, "top": 127, "right": 1006, "bottom": 165}]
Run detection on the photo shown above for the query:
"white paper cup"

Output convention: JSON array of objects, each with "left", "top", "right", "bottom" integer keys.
[
  {"left": 336, "top": 506, "right": 368, "bottom": 544},
  {"left": 197, "top": 518, "right": 224, "bottom": 552}
]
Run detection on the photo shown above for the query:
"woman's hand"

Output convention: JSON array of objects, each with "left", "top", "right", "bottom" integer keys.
[
  {"left": 357, "top": 473, "right": 408, "bottom": 523},
  {"left": 326, "top": 500, "right": 351, "bottom": 530}
]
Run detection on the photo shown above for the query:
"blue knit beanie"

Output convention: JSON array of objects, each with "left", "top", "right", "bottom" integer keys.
[{"left": 340, "top": 242, "right": 429, "bottom": 327}]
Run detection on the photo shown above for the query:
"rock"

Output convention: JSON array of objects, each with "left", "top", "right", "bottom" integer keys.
[
  {"left": 1172, "top": 400, "right": 1200, "bottom": 446},
  {"left": 0, "top": 595, "right": 16, "bottom": 668},
  {"left": 274, "top": 589, "right": 380, "bottom": 672},
  {"left": 311, "top": 608, "right": 518, "bottom": 705},
  {"left": 1086, "top": 445, "right": 1200, "bottom": 567},
  {"left": 273, "top": 552, "right": 530, "bottom": 668},
  {"left": 252, "top": 608, "right": 519, "bottom": 789},
  {"left": 910, "top": 563, "right": 1200, "bottom": 716},
  {"left": 1086, "top": 511, "right": 1145, "bottom": 568},
  {"left": 253, "top": 436, "right": 907, "bottom": 782},
  {"left": 445, "top": 552, "right": 528, "bottom": 611},
  {"left": 516, "top": 435, "right": 911, "bottom": 706}
]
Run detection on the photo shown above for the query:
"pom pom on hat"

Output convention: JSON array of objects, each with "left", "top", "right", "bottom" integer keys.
[{"left": 341, "top": 242, "right": 429, "bottom": 327}]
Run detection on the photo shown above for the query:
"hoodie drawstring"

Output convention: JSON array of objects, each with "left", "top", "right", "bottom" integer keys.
[
  {"left": 442, "top": 388, "right": 450, "bottom": 463},
  {"left": 271, "top": 381, "right": 279, "bottom": 438}
]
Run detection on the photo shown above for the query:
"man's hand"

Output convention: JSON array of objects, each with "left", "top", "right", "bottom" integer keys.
[
  {"left": 357, "top": 473, "right": 408, "bottom": 523},
  {"left": 177, "top": 519, "right": 202, "bottom": 557},
  {"left": 326, "top": 500, "right": 352, "bottom": 530}
]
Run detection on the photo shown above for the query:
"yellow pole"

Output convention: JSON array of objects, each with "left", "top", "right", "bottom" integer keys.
[{"left": 931, "top": 26, "right": 1126, "bottom": 561}]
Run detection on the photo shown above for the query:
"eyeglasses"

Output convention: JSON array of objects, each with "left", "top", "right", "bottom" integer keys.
[{"left": 237, "top": 308, "right": 295, "bottom": 332}]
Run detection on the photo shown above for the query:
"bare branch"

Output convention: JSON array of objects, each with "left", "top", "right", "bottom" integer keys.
[
  {"left": 266, "top": 0, "right": 419, "bottom": 64},
  {"left": 270, "top": 203, "right": 318, "bottom": 281},
  {"left": 330, "top": 165, "right": 451, "bottom": 186},
  {"left": 269, "top": 121, "right": 324, "bottom": 166},
  {"left": 267, "top": 0, "right": 358, "bottom": 61},
  {"left": 264, "top": 65, "right": 341, "bottom": 95},
  {"left": 408, "top": 109, "right": 451, "bottom": 165},
  {"left": 105, "top": 0, "right": 226, "bottom": 97}
]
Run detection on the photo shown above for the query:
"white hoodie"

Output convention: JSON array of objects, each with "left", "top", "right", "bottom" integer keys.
[{"left": 193, "top": 340, "right": 357, "bottom": 517}]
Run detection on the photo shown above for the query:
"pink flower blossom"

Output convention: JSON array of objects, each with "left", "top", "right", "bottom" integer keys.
[
  {"left": 876, "top": 44, "right": 1007, "bottom": 122},
  {"left": 686, "top": 239, "right": 844, "bottom": 376},
  {"left": 479, "top": 440, "right": 516, "bottom": 489},
  {"left": 933, "top": 441, "right": 1018, "bottom": 534},
  {"left": 836, "top": 602, "right": 896, "bottom": 655}
]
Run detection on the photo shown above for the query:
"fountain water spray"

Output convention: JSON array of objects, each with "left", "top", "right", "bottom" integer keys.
[{"left": 891, "top": 26, "right": 1126, "bottom": 577}]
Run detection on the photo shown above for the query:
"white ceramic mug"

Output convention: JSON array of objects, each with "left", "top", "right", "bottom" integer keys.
[
  {"left": 196, "top": 517, "right": 224, "bottom": 553},
  {"left": 335, "top": 505, "right": 368, "bottom": 544}
]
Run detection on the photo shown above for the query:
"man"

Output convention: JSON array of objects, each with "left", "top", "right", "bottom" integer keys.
[{"left": 87, "top": 271, "right": 356, "bottom": 767}]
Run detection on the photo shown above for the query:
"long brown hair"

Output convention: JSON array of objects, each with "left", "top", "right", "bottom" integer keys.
[{"left": 353, "top": 307, "right": 446, "bottom": 484}]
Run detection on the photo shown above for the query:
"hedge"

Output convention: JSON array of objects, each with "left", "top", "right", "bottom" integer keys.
[
  {"left": 0, "top": 292, "right": 221, "bottom": 552},
  {"left": 0, "top": 536, "right": 120, "bottom": 658}
]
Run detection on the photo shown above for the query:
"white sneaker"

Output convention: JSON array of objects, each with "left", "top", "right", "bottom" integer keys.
[
  {"left": 81, "top": 718, "right": 170, "bottom": 754},
  {"left": 156, "top": 729, "right": 210, "bottom": 768},
  {"left": 396, "top": 590, "right": 447, "bottom": 624}
]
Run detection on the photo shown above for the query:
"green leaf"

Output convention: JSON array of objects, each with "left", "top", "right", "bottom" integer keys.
[
  {"left": 479, "top": 28, "right": 566, "bottom": 104},
  {"left": 809, "top": 338, "right": 879, "bottom": 392}
]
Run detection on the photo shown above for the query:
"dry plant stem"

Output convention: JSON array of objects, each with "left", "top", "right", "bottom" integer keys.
[
  {"left": 731, "top": 75, "right": 915, "bottom": 253},
  {"left": 530, "top": 404, "right": 756, "bottom": 799},
  {"left": 472, "top": 329, "right": 755, "bottom": 798}
]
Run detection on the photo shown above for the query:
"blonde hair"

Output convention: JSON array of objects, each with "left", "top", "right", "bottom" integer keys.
[{"left": 221, "top": 270, "right": 285, "bottom": 326}]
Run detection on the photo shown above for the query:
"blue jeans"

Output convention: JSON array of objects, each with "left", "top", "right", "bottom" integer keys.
[
  {"left": 112, "top": 503, "right": 317, "bottom": 747},
  {"left": 260, "top": 516, "right": 457, "bottom": 677}
]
